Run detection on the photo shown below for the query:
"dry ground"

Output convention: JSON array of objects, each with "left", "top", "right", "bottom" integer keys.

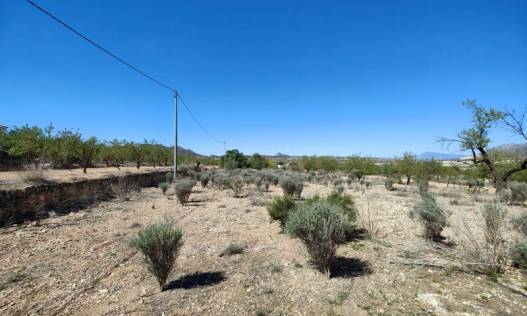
[
  {"left": 1, "top": 179, "right": 527, "bottom": 315},
  {"left": 0, "top": 166, "right": 172, "bottom": 190}
]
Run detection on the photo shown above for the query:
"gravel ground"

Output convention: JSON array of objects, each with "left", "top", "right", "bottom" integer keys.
[{"left": 1, "top": 179, "right": 526, "bottom": 315}]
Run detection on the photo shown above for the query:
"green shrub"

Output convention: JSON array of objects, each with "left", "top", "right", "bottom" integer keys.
[
  {"left": 332, "top": 178, "right": 343, "bottom": 187},
  {"left": 165, "top": 172, "right": 174, "bottom": 184},
  {"left": 325, "top": 192, "right": 357, "bottom": 235},
  {"left": 254, "top": 177, "right": 263, "bottom": 191},
  {"left": 229, "top": 175, "right": 244, "bottom": 197},
  {"left": 334, "top": 184, "right": 345, "bottom": 195},
  {"left": 418, "top": 180, "right": 429, "bottom": 196},
  {"left": 510, "top": 240, "right": 527, "bottom": 269},
  {"left": 512, "top": 212, "right": 527, "bottom": 238},
  {"left": 175, "top": 180, "right": 195, "bottom": 205},
  {"left": 267, "top": 196, "right": 296, "bottom": 228},
  {"left": 158, "top": 182, "right": 169, "bottom": 195},
  {"left": 280, "top": 177, "right": 297, "bottom": 197},
  {"left": 286, "top": 200, "right": 348, "bottom": 277},
  {"left": 294, "top": 180, "right": 304, "bottom": 199},
  {"left": 200, "top": 174, "right": 210, "bottom": 188},
  {"left": 510, "top": 182, "right": 527, "bottom": 204},
  {"left": 131, "top": 222, "right": 183, "bottom": 291},
  {"left": 410, "top": 194, "right": 447, "bottom": 241},
  {"left": 385, "top": 178, "right": 394, "bottom": 191}
]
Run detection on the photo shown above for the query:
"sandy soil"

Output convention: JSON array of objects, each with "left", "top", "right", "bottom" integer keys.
[
  {"left": 0, "top": 166, "right": 172, "bottom": 190},
  {"left": 1, "top": 180, "right": 526, "bottom": 315}
]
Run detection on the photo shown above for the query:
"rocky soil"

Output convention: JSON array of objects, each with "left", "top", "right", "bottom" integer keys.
[{"left": 1, "top": 179, "right": 526, "bottom": 315}]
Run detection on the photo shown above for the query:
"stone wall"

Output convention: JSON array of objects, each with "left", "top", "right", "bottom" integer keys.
[{"left": 0, "top": 171, "right": 168, "bottom": 227}]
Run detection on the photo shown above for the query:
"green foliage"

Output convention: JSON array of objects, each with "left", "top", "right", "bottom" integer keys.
[
  {"left": 249, "top": 153, "right": 271, "bottom": 170},
  {"left": 200, "top": 174, "right": 210, "bottom": 188},
  {"left": 325, "top": 192, "right": 357, "bottom": 235},
  {"left": 510, "top": 240, "right": 527, "bottom": 269},
  {"left": 348, "top": 169, "right": 363, "bottom": 181},
  {"left": 396, "top": 152, "right": 417, "bottom": 184},
  {"left": 418, "top": 180, "right": 429, "bottom": 196},
  {"left": 229, "top": 175, "right": 244, "bottom": 197},
  {"left": 509, "top": 182, "right": 527, "bottom": 204},
  {"left": 267, "top": 196, "right": 296, "bottom": 228},
  {"left": 286, "top": 199, "right": 348, "bottom": 276},
  {"left": 158, "top": 182, "right": 169, "bottom": 195},
  {"left": 220, "top": 149, "right": 248, "bottom": 170},
  {"left": 165, "top": 172, "right": 174, "bottom": 184},
  {"left": 280, "top": 176, "right": 297, "bottom": 197},
  {"left": 410, "top": 194, "right": 448, "bottom": 241},
  {"left": 3, "top": 125, "right": 46, "bottom": 164},
  {"left": 384, "top": 178, "right": 394, "bottom": 191},
  {"left": 175, "top": 180, "right": 195, "bottom": 205},
  {"left": 512, "top": 212, "right": 527, "bottom": 238},
  {"left": 79, "top": 137, "right": 99, "bottom": 173},
  {"left": 131, "top": 221, "right": 183, "bottom": 290}
]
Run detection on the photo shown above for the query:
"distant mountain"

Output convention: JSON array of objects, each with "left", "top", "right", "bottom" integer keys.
[
  {"left": 174, "top": 146, "right": 203, "bottom": 157},
  {"left": 493, "top": 143, "right": 527, "bottom": 157},
  {"left": 417, "top": 152, "right": 463, "bottom": 161}
]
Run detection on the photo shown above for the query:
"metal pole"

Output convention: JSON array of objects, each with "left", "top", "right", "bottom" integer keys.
[{"left": 173, "top": 92, "right": 178, "bottom": 181}]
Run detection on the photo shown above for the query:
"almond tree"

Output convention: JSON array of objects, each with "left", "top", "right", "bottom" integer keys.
[{"left": 440, "top": 99, "right": 527, "bottom": 193}]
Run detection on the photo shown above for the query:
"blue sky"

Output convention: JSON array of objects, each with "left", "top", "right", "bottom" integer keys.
[{"left": 1, "top": 0, "right": 526, "bottom": 157}]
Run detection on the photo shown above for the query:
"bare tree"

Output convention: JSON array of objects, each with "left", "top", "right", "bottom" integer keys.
[{"left": 439, "top": 99, "right": 527, "bottom": 193}]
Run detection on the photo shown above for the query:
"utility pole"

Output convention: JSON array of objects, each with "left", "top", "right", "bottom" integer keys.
[{"left": 173, "top": 92, "right": 178, "bottom": 181}]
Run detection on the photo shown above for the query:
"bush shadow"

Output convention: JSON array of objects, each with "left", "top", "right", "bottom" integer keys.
[
  {"left": 163, "top": 271, "right": 226, "bottom": 291},
  {"left": 330, "top": 256, "right": 373, "bottom": 278}
]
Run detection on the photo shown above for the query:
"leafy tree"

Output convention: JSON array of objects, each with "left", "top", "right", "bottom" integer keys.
[
  {"left": 79, "top": 137, "right": 99, "bottom": 173},
  {"left": 249, "top": 153, "right": 270, "bottom": 170},
  {"left": 220, "top": 149, "right": 248, "bottom": 170},
  {"left": 126, "top": 141, "right": 147, "bottom": 169},
  {"left": 316, "top": 156, "right": 339, "bottom": 172},
  {"left": 3, "top": 125, "right": 46, "bottom": 165},
  {"left": 440, "top": 99, "right": 527, "bottom": 192},
  {"left": 396, "top": 152, "right": 417, "bottom": 185},
  {"left": 299, "top": 156, "right": 318, "bottom": 171}
]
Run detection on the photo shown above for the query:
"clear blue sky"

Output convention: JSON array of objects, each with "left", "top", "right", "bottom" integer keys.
[{"left": 1, "top": 0, "right": 526, "bottom": 157}]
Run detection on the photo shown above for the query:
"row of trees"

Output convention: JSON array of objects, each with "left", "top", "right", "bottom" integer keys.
[{"left": 0, "top": 124, "right": 210, "bottom": 173}]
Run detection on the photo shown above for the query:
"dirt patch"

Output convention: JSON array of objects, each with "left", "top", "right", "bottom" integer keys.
[{"left": 0, "top": 181, "right": 526, "bottom": 315}]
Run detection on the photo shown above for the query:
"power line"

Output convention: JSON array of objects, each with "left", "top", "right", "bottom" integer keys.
[
  {"left": 178, "top": 95, "right": 224, "bottom": 144},
  {"left": 24, "top": 0, "right": 224, "bottom": 145}
]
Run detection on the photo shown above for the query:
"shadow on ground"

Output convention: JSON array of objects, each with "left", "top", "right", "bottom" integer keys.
[
  {"left": 330, "top": 256, "right": 373, "bottom": 278},
  {"left": 164, "top": 271, "right": 226, "bottom": 290}
]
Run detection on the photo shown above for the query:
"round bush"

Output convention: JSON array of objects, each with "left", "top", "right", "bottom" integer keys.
[
  {"left": 131, "top": 222, "right": 183, "bottom": 290},
  {"left": 200, "top": 174, "right": 210, "bottom": 188},
  {"left": 175, "top": 180, "right": 195, "bottom": 205},
  {"left": 267, "top": 196, "right": 296, "bottom": 228},
  {"left": 286, "top": 200, "right": 348, "bottom": 277},
  {"left": 510, "top": 240, "right": 527, "bottom": 269},
  {"left": 280, "top": 177, "right": 297, "bottom": 197},
  {"left": 158, "top": 182, "right": 169, "bottom": 195},
  {"left": 512, "top": 212, "right": 527, "bottom": 238},
  {"left": 410, "top": 194, "right": 447, "bottom": 241}
]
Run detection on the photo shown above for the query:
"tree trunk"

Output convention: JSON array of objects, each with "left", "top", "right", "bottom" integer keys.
[
  {"left": 406, "top": 175, "right": 411, "bottom": 185},
  {"left": 136, "top": 161, "right": 140, "bottom": 169}
]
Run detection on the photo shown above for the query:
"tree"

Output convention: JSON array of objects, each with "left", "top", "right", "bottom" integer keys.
[
  {"left": 299, "top": 156, "right": 318, "bottom": 171},
  {"left": 396, "top": 152, "right": 417, "bottom": 185},
  {"left": 127, "top": 141, "right": 147, "bottom": 169},
  {"left": 415, "top": 159, "right": 442, "bottom": 182},
  {"left": 440, "top": 99, "right": 527, "bottom": 192},
  {"left": 316, "top": 156, "right": 338, "bottom": 172},
  {"left": 79, "top": 137, "right": 99, "bottom": 173},
  {"left": 3, "top": 125, "right": 46, "bottom": 165},
  {"left": 220, "top": 149, "right": 248, "bottom": 170},
  {"left": 249, "top": 153, "right": 270, "bottom": 170}
]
